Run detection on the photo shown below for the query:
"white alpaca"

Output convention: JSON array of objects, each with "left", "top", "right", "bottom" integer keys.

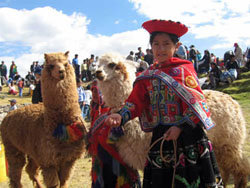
[
  {"left": 96, "top": 53, "right": 250, "bottom": 187},
  {"left": 204, "top": 90, "right": 250, "bottom": 188},
  {"left": 96, "top": 53, "right": 151, "bottom": 170}
]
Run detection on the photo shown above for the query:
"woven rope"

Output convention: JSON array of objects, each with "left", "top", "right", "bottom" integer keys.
[{"left": 147, "top": 136, "right": 177, "bottom": 188}]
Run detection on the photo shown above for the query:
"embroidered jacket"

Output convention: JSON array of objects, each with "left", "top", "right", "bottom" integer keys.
[{"left": 118, "top": 57, "right": 214, "bottom": 132}]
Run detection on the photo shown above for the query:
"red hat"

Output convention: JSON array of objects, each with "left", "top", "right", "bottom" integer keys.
[
  {"left": 142, "top": 19, "right": 188, "bottom": 37},
  {"left": 234, "top": 43, "right": 238, "bottom": 47}
]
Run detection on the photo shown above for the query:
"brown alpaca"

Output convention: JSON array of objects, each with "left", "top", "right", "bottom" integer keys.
[
  {"left": 96, "top": 53, "right": 250, "bottom": 188},
  {"left": 0, "top": 52, "right": 87, "bottom": 188}
]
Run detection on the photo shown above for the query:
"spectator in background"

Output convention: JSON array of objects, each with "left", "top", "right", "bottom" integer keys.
[
  {"left": 126, "top": 51, "right": 135, "bottom": 61},
  {"left": 144, "top": 49, "right": 154, "bottom": 65},
  {"left": 198, "top": 50, "right": 211, "bottom": 73},
  {"left": 72, "top": 54, "right": 79, "bottom": 67},
  {"left": 211, "top": 53, "right": 216, "bottom": 63},
  {"left": 189, "top": 45, "right": 198, "bottom": 72},
  {"left": 83, "top": 84, "right": 92, "bottom": 121},
  {"left": 9, "top": 61, "right": 17, "bottom": 79},
  {"left": 81, "top": 59, "right": 88, "bottom": 82},
  {"left": 90, "top": 54, "right": 95, "bottom": 63},
  {"left": 234, "top": 43, "right": 243, "bottom": 67},
  {"left": 29, "top": 80, "right": 35, "bottom": 97},
  {"left": 196, "top": 50, "right": 202, "bottom": 61},
  {"left": 72, "top": 54, "right": 80, "bottom": 79},
  {"left": 209, "top": 63, "right": 222, "bottom": 89},
  {"left": 76, "top": 78, "right": 86, "bottom": 118},
  {"left": 135, "top": 47, "right": 144, "bottom": 61},
  {"left": 137, "top": 59, "right": 149, "bottom": 71},
  {"left": 30, "top": 61, "right": 41, "bottom": 74},
  {"left": 0, "top": 61, "right": 7, "bottom": 85},
  {"left": 8, "top": 99, "right": 17, "bottom": 112},
  {"left": 25, "top": 71, "right": 35, "bottom": 86},
  {"left": 13, "top": 72, "right": 21, "bottom": 82},
  {"left": 30, "top": 61, "right": 36, "bottom": 73},
  {"left": 8, "top": 82, "right": 17, "bottom": 95},
  {"left": 221, "top": 54, "right": 240, "bottom": 83},
  {"left": 7, "top": 77, "right": 13, "bottom": 87},
  {"left": 225, "top": 54, "right": 240, "bottom": 80},
  {"left": 245, "top": 47, "right": 250, "bottom": 70},
  {"left": 18, "top": 78, "right": 24, "bottom": 97},
  {"left": 89, "top": 56, "right": 98, "bottom": 80},
  {"left": 86, "top": 58, "right": 92, "bottom": 82},
  {"left": 32, "top": 67, "right": 43, "bottom": 104},
  {"left": 175, "top": 42, "right": 187, "bottom": 59},
  {"left": 34, "top": 61, "right": 41, "bottom": 71}
]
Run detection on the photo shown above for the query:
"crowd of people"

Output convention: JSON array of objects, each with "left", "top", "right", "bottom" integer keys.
[
  {"left": 124, "top": 43, "right": 250, "bottom": 89},
  {"left": 1, "top": 42, "right": 249, "bottom": 96},
  {"left": 0, "top": 40, "right": 249, "bottom": 118}
]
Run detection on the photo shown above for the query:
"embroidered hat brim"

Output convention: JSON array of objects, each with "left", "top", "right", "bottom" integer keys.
[{"left": 142, "top": 19, "right": 188, "bottom": 37}]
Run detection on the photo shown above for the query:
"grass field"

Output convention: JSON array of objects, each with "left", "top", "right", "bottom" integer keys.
[{"left": 0, "top": 72, "right": 250, "bottom": 187}]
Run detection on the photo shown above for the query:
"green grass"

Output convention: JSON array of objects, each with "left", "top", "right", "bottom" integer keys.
[
  {"left": 217, "top": 71, "right": 250, "bottom": 124},
  {"left": 0, "top": 85, "right": 32, "bottom": 105}
]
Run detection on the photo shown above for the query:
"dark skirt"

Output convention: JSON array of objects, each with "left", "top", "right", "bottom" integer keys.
[{"left": 143, "top": 124, "right": 223, "bottom": 188}]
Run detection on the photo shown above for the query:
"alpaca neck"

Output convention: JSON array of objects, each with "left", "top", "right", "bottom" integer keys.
[{"left": 42, "top": 78, "right": 81, "bottom": 124}]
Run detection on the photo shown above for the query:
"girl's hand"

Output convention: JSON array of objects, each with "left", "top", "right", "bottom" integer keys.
[
  {"left": 164, "top": 126, "right": 182, "bottom": 141},
  {"left": 105, "top": 113, "right": 122, "bottom": 127}
]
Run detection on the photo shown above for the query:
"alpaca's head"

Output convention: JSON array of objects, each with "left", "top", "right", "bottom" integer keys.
[
  {"left": 95, "top": 53, "right": 137, "bottom": 109},
  {"left": 96, "top": 53, "right": 136, "bottom": 83},
  {"left": 44, "top": 51, "right": 72, "bottom": 80}
]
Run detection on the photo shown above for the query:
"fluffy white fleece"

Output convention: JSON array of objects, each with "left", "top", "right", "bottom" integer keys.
[
  {"left": 204, "top": 90, "right": 249, "bottom": 187},
  {"left": 96, "top": 52, "right": 151, "bottom": 170}
]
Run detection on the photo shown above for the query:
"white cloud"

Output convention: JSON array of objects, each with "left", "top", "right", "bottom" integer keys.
[
  {"left": 129, "top": 0, "right": 250, "bottom": 47},
  {"left": 132, "top": 19, "right": 138, "bottom": 24},
  {"left": 115, "top": 20, "right": 120, "bottom": 24},
  {"left": 1, "top": 1, "right": 249, "bottom": 77},
  {"left": 0, "top": 7, "right": 148, "bottom": 77}
]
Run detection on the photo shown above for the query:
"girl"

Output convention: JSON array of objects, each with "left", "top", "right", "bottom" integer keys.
[{"left": 106, "top": 19, "right": 223, "bottom": 188}]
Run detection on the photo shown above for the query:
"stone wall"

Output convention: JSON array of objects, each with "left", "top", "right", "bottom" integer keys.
[{"left": 0, "top": 104, "right": 30, "bottom": 123}]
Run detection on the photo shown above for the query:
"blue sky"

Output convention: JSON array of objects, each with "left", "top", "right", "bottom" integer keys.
[
  {"left": 0, "top": 0, "right": 249, "bottom": 76},
  {"left": 2, "top": 0, "right": 146, "bottom": 35}
]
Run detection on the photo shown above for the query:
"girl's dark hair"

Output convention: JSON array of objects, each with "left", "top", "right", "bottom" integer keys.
[{"left": 149, "top": 31, "right": 179, "bottom": 45}]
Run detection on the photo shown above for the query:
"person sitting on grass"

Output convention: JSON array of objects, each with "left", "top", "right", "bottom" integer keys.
[
  {"left": 8, "top": 81, "right": 17, "bottom": 95},
  {"left": 221, "top": 54, "right": 240, "bottom": 83},
  {"left": 8, "top": 99, "right": 17, "bottom": 112},
  {"left": 209, "top": 62, "right": 222, "bottom": 89}
]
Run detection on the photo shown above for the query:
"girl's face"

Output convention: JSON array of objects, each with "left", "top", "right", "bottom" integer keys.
[{"left": 151, "top": 33, "right": 179, "bottom": 63}]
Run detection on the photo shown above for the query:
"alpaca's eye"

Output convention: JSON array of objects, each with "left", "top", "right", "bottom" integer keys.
[
  {"left": 108, "top": 62, "right": 116, "bottom": 69},
  {"left": 64, "top": 63, "right": 68, "bottom": 67},
  {"left": 49, "top": 64, "right": 54, "bottom": 69}
]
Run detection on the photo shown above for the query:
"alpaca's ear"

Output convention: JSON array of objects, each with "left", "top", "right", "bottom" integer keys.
[
  {"left": 65, "top": 51, "right": 69, "bottom": 57},
  {"left": 44, "top": 53, "right": 48, "bottom": 62},
  {"left": 116, "top": 62, "right": 128, "bottom": 81}
]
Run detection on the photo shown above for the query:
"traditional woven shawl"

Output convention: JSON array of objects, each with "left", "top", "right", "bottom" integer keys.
[{"left": 135, "top": 57, "right": 214, "bottom": 130}]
